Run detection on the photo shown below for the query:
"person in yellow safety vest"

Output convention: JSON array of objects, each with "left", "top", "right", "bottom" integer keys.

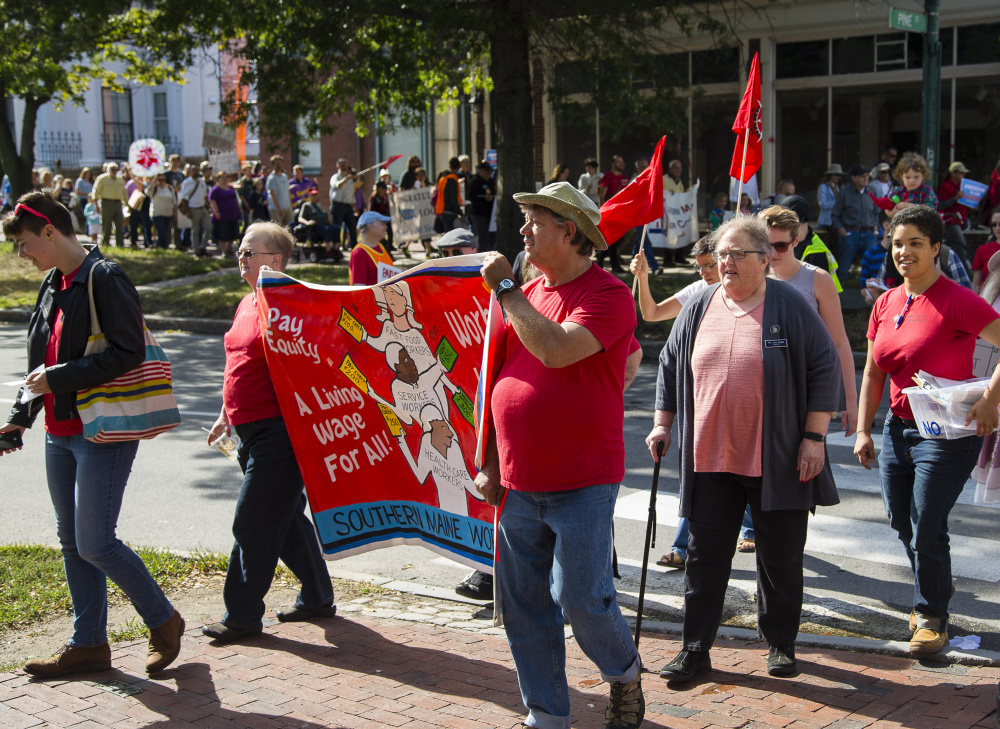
[
  {"left": 801, "top": 232, "right": 843, "bottom": 293},
  {"left": 350, "top": 211, "right": 394, "bottom": 286}
]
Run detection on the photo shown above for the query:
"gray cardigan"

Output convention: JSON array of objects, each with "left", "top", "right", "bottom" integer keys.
[{"left": 655, "top": 279, "right": 842, "bottom": 514}]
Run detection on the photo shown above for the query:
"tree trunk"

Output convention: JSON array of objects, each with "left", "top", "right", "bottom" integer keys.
[
  {"left": 489, "top": 4, "right": 534, "bottom": 262},
  {"left": 0, "top": 91, "right": 44, "bottom": 201}
]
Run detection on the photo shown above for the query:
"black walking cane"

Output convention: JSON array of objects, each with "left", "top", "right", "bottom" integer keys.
[{"left": 633, "top": 440, "right": 664, "bottom": 648}]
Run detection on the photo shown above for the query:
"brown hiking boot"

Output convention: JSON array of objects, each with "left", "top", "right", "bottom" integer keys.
[
  {"left": 146, "top": 609, "right": 184, "bottom": 674},
  {"left": 23, "top": 643, "right": 111, "bottom": 677},
  {"left": 605, "top": 674, "right": 644, "bottom": 728}
]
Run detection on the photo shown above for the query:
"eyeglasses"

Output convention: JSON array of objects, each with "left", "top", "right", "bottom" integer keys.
[
  {"left": 717, "top": 249, "right": 761, "bottom": 261},
  {"left": 692, "top": 262, "right": 717, "bottom": 272},
  {"left": 14, "top": 203, "right": 54, "bottom": 228},
  {"left": 770, "top": 240, "right": 794, "bottom": 253},
  {"left": 237, "top": 249, "right": 275, "bottom": 260}
]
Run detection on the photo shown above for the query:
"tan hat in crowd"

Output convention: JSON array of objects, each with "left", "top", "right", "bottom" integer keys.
[
  {"left": 512, "top": 181, "right": 608, "bottom": 250},
  {"left": 824, "top": 163, "right": 844, "bottom": 176},
  {"left": 949, "top": 161, "right": 969, "bottom": 174},
  {"left": 874, "top": 162, "right": 891, "bottom": 173}
]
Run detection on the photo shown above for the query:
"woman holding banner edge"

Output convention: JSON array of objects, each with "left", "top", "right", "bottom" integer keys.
[{"left": 203, "top": 221, "right": 336, "bottom": 642}]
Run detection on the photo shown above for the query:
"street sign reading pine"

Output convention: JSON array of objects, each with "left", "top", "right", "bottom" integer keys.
[{"left": 889, "top": 8, "right": 927, "bottom": 33}]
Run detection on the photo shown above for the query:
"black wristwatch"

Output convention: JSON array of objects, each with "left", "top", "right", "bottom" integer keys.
[
  {"left": 802, "top": 431, "right": 825, "bottom": 443},
  {"left": 494, "top": 278, "right": 517, "bottom": 305}
]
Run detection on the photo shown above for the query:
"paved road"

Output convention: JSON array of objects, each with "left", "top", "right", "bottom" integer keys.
[{"left": 2, "top": 322, "right": 998, "bottom": 648}]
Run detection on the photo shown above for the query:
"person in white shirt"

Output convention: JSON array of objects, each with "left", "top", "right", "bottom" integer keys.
[
  {"left": 179, "top": 166, "right": 210, "bottom": 256},
  {"left": 577, "top": 158, "right": 602, "bottom": 207},
  {"left": 265, "top": 155, "right": 292, "bottom": 226},
  {"left": 329, "top": 158, "right": 361, "bottom": 247}
]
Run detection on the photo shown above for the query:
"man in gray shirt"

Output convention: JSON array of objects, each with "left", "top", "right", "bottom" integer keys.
[
  {"left": 831, "top": 164, "right": 877, "bottom": 277},
  {"left": 266, "top": 155, "right": 292, "bottom": 226}
]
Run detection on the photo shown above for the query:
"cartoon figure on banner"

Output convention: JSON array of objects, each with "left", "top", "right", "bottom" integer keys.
[
  {"left": 396, "top": 404, "right": 484, "bottom": 517},
  {"left": 365, "top": 343, "right": 460, "bottom": 427},
  {"left": 361, "top": 281, "right": 437, "bottom": 371}
]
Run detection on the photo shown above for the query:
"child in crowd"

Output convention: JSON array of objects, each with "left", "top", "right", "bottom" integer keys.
[
  {"left": 739, "top": 193, "right": 754, "bottom": 215},
  {"left": 248, "top": 179, "right": 270, "bottom": 221},
  {"left": 888, "top": 152, "right": 938, "bottom": 213},
  {"left": 860, "top": 212, "right": 893, "bottom": 306},
  {"left": 709, "top": 191, "right": 728, "bottom": 230},
  {"left": 84, "top": 200, "right": 101, "bottom": 244}
]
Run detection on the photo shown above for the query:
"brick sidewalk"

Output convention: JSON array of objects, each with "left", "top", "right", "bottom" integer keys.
[{"left": 1, "top": 613, "right": 998, "bottom": 729}]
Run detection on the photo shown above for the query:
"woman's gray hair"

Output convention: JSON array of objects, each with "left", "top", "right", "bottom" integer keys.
[{"left": 711, "top": 214, "right": 771, "bottom": 272}]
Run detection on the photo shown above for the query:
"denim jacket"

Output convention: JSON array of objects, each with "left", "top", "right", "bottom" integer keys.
[{"left": 7, "top": 247, "right": 145, "bottom": 429}]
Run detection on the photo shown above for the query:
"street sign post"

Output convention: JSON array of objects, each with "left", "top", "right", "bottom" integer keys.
[{"left": 889, "top": 7, "right": 928, "bottom": 33}]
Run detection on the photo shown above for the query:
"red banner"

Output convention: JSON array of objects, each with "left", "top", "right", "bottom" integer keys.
[
  {"left": 729, "top": 52, "right": 763, "bottom": 184},
  {"left": 255, "top": 255, "right": 496, "bottom": 571}
]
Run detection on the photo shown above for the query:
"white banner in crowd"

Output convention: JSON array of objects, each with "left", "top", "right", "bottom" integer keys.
[
  {"left": 648, "top": 182, "right": 700, "bottom": 250},
  {"left": 390, "top": 188, "right": 436, "bottom": 243}
]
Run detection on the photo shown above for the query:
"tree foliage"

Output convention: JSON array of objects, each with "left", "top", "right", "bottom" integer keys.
[
  {"left": 0, "top": 0, "right": 225, "bottom": 199},
  {"left": 226, "top": 0, "right": 754, "bottom": 257}
]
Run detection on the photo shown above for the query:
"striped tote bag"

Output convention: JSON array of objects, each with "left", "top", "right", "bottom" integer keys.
[{"left": 76, "top": 265, "right": 181, "bottom": 442}]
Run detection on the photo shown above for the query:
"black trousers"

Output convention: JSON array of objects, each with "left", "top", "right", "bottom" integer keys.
[{"left": 682, "top": 471, "right": 809, "bottom": 652}]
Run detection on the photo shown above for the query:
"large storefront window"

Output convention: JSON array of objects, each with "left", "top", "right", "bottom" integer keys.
[{"left": 775, "top": 88, "right": 828, "bottom": 207}]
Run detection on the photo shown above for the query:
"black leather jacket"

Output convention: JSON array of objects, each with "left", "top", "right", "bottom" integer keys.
[{"left": 7, "top": 247, "right": 145, "bottom": 429}]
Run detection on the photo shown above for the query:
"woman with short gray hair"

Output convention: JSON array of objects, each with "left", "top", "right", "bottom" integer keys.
[{"left": 647, "top": 215, "right": 842, "bottom": 681}]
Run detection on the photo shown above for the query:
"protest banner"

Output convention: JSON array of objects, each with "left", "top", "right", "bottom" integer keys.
[
  {"left": 959, "top": 178, "right": 988, "bottom": 208},
  {"left": 389, "top": 188, "right": 436, "bottom": 243},
  {"left": 648, "top": 181, "right": 701, "bottom": 250},
  {"left": 255, "top": 255, "right": 496, "bottom": 572}
]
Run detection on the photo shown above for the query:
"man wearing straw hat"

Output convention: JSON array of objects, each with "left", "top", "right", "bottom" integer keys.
[{"left": 477, "top": 181, "right": 644, "bottom": 729}]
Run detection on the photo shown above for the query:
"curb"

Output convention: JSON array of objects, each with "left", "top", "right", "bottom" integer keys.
[{"left": 348, "top": 569, "right": 1000, "bottom": 668}]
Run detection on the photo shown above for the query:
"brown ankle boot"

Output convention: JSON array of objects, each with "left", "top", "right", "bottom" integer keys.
[
  {"left": 910, "top": 614, "right": 948, "bottom": 654},
  {"left": 24, "top": 643, "right": 111, "bottom": 677},
  {"left": 146, "top": 610, "right": 184, "bottom": 674}
]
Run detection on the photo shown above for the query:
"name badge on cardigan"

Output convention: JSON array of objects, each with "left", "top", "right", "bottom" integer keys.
[{"left": 764, "top": 339, "right": 788, "bottom": 348}]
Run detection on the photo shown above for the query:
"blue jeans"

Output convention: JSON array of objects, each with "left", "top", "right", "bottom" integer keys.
[
  {"left": 223, "top": 416, "right": 334, "bottom": 629},
  {"left": 630, "top": 226, "right": 659, "bottom": 271},
  {"left": 46, "top": 434, "right": 174, "bottom": 647},
  {"left": 837, "top": 230, "right": 875, "bottom": 278},
  {"left": 879, "top": 418, "right": 981, "bottom": 620},
  {"left": 152, "top": 215, "right": 172, "bottom": 250},
  {"left": 672, "top": 506, "right": 753, "bottom": 559},
  {"left": 498, "top": 483, "right": 639, "bottom": 729}
]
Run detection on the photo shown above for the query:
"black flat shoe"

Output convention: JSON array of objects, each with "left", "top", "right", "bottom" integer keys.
[
  {"left": 200, "top": 621, "right": 263, "bottom": 643},
  {"left": 767, "top": 643, "right": 797, "bottom": 677},
  {"left": 276, "top": 604, "right": 338, "bottom": 622},
  {"left": 658, "top": 649, "right": 711, "bottom": 682},
  {"left": 455, "top": 571, "right": 494, "bottom": 600}
]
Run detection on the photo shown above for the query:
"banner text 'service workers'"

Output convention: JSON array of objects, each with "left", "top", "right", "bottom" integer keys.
[{"left": 477, "top": 181, "right": 643, "bottom": 729}]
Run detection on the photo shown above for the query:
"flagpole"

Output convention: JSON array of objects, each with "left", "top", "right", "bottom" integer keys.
[
  {"left": 736, "top": 132, "right": 749, "bottom": 214},
  {"left": 355, "top": 158, "right": 400, "bottom": 177},
  {"left": 631, "top": 224, "right": 649, "bottom": 297}
]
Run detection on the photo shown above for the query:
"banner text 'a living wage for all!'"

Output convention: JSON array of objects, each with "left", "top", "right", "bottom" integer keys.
[{"left": 256, "top": 255, "right": 496, "bottom": 572}]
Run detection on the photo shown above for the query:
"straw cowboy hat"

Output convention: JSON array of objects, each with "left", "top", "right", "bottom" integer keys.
[{"left": 512, "top": 181, "right": 608, "bottom": 250}]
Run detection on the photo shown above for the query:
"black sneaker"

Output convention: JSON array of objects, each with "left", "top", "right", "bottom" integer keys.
[
  {"left": 767, "top": 643, "right": 797, "bottom": 677},
  {"left": 605, "top": 675, "right": 644, "bottom": 728},
  {"left": 455, "top": 570, "right": 494, "bottom": 600},
  {"left": 200, "top": 621, "right": 263, "bottom": 643},
  {"left": 658, "top": 649, "right": 711, "bottom": 682}
]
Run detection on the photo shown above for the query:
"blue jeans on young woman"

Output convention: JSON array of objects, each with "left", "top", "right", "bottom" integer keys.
[
  {"left": 879, "top": 417, "right": 981, "bottom": 620},
  {"left": 46, "top": 434, "right": 174, "bottom": 647},
  {"left": 223, "top": 416, "right": 334, "bottom": 630},
  {"left": 497, "top": 483, "right": 639, "bottom": 729},
  {"left": 836, "top": 230, "right": 876, "bottom": 278},
  {"left": 671, "top": 506, "right": 754, "bottom": 560}
]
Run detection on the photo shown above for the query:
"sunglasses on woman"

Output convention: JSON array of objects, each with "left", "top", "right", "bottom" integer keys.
[{"left": 770, "top": 241, "right": 792, "bottom": 253}]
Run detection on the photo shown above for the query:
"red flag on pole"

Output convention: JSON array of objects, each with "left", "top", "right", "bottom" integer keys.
[
  {"left": 597, "top": 135, "right": 666, "bottom": 245},
  {"left": 729, "top": 53, "right": 762, "bottom": 184},
  {"left": 380, "top": 154, "right": 404, "bottom": 169}
]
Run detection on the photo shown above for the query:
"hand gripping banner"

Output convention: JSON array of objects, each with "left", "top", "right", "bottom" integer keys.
[{"left": 256, "top": 254, "right": 497, "bottom": 572}]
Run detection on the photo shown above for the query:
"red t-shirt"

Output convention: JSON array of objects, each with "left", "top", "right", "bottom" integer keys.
[
  {"left": 44, "top": 267, "right": 84, "bottom": 436},
  {"left": 491, "top": 263, "right": 636, "bottom": 491},
  {"left": 937, "top": 178, "right": 968, "bottom": 226},
  {"left": 223, "top": 293, "right": 283, "bottom": 426},
  {"left": 972, "top": 240, "right": 1000, "bottom": 275},
  {"left": 598, "top": 172, "right": 630, "bottom": 200},
  {"left": 868, "top": 275, "right": 998, "bottom": 419}
]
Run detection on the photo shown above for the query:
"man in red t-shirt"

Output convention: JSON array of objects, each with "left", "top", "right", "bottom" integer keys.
[
  {"left": 597, "top": 154, "right": 630, "bottom": 273},
  {"left": 478, "top": 181, "right": 642, "bottom": 729},
  {"left": 938, "top": 161, "right": 971, "bottom": 270}
]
